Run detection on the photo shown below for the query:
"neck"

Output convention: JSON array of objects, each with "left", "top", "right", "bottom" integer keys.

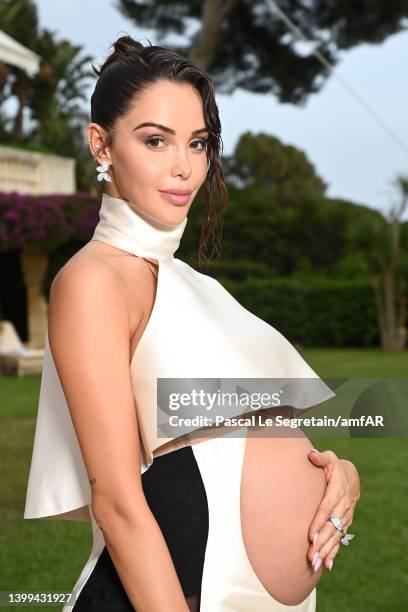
[{"left": 91, "top": 192, "right": 188, "bottom": 261}]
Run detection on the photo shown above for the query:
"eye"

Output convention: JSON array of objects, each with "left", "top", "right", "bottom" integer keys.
[
  {"left": 144, "top": 136, "right": 166, "bottom": 148},
  {"left": 144, "top": 135, "right": 208, "bottom": 151},
  {"left": 190, "top": 138, "right": 208, "bottom": 151}
]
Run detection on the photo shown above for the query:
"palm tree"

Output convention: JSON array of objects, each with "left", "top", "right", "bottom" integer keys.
[
  {"left": 373, "top": 176, "right": 408, "bottom": 352},
  {"left": 0, "top": 0, "right": 95, "bottom": 189},
  {"left": 351, "top": 176, "right": 408, "bottom": 352}
]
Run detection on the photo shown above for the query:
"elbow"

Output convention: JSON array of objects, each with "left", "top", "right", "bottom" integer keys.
[{"left": 92, "top": 491, "right": 151, "bottom": 535}]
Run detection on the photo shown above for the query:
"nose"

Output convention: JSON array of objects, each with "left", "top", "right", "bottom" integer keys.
[{"left": 171, "top": 146, "right": 192, "bottom": 179}]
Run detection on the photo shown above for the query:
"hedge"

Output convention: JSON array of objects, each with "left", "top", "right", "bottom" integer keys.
[{"left": 215, "top": 275, "right": 385, "bottom": 348}]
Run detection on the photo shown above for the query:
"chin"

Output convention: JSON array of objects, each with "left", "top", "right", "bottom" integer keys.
[
  {"left": 156, "top": 197, "right": 193, "bottom": 224},
  {"left": 131, "top": 200, "right": 188, "bottom": 228},
  {"left": 159, "top": 206, "right": 189, "bottom": 226}
]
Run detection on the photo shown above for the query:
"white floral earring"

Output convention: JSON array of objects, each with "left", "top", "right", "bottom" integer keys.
[{"left": 96, "top": 159, "right": 112, "bottom": 183}]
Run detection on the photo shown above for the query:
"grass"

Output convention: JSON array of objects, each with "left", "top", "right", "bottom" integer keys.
[
  {"left": 299, "top": 348, "right": 408, "bottom": 611},
  {"left": 0, "top": 348, "right": 407, "bottom": 611},
  {"left": 0, "top": 375, "right": 92, "bottom": 612}
]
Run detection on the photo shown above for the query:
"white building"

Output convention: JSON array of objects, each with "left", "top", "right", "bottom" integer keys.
[{"left": 0, "top": 30, "right": 75, "bottom": 363}]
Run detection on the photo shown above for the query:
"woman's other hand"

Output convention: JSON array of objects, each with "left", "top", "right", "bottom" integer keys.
[{"left": 306, "top": 449, "right": 361, "bottom": 571}]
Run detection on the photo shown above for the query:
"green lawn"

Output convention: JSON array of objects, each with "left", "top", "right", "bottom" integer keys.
[{"left": 0, "top": 348, "right": 407, "bottom": 611}]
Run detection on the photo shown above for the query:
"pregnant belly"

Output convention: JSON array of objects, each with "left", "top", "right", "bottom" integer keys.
[{"left": 240, "top": 412, "right": 327, "bottom": 606}]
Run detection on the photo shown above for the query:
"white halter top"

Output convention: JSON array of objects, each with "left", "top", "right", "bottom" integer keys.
[{"left": 24, "top": 192, "right": 335, "bottom": 522}]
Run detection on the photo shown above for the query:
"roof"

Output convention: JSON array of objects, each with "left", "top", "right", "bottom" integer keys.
[{"left": 0, "top": 29, "right": 40, "bottom": 73}]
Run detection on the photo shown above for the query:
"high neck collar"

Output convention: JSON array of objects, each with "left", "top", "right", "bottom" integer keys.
[{"left": 91, "top": 192, "right": 188, "bottom": 261}]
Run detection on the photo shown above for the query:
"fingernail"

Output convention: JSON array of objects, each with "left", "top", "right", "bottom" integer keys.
[
  {"left": 313, "top": 557, "right": 322, "bottom": 572},
  {"left": 310, "top": 448, "right": 319, "bottom": 453},
  {"left": 313, "top": 531, "right": 319, "bottom": 545},
  {"left": 312, "top": 551, "right": 319, "bottom": 565},
  {"left": 328, "top": 559, "right": 333, "bottom": 571}
]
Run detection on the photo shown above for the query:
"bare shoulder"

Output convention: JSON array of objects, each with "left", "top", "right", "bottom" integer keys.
[
  {"left": 50, "top": 253, "right": 119, "bottom": 322},
  {"left": 50, "top": 241, "right": 155, "bottom": 337},
  {"left": 51, "top": 240, "right": 151, "bottom": 294}
]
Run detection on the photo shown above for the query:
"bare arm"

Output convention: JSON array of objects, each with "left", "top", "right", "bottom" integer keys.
[{"left": 48, "top": 258, "right": 189, "bottom": 612}]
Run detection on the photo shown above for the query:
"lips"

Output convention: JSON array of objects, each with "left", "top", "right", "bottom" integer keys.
[
  {"left": 159, "top": 190, "right": 192, "bottom": 205},
  {"left": 160, "top": 189, "right": 192, "bottom": 195}
]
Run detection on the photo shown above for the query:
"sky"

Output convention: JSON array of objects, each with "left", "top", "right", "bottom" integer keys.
[{"left": 34, "top": 0, "right": 408, "bottom": 218}]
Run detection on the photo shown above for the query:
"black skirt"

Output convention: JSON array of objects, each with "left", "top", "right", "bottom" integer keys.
[{"left": 72, "top": 444, "right": 209, "bottom": 611}]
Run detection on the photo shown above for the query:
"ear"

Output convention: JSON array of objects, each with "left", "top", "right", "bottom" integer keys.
[{"left": 86, "top": 123, "right": 112, "bottom": 164}]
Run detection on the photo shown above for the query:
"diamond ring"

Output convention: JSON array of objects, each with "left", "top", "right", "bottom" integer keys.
[{"left": 328, "top": 516, "right": 355, "bottom": 546}]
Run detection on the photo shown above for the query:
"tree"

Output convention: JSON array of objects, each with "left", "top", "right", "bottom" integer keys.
[
  {"left": 117, "top": 0, "right": 408, "bottom": 103},
  {"left": 0, "top": 0, "right": 39, "bottom": 139},
  {"left": 27, "top": 30, "right": 94, "bottom": 162},
  {"left": 223, "top": 131, "right": 326, "bottom": 204},
  {"left": 350, "top": 175, "right": 408, "bottom": 352},
  {"left": 0, "top": 0, "right": 96, "bottom": 190}
]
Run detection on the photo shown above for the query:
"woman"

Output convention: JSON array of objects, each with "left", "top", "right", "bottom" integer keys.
[{"left": 24, "top": 36, "right": 360, "bottom": 611}]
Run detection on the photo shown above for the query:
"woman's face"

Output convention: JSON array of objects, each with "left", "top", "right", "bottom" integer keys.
[{"left": 87, "top": 79, "right": 209, "bottom": 225}]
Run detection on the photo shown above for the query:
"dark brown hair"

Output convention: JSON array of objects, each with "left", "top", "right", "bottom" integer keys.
[{"left": 91, "top": 35, "right": 228, "bottom": 266}]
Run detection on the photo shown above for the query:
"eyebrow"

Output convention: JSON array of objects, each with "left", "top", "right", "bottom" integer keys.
[{"left": 132, "top": 122, "right": 209, "bottom": 136}]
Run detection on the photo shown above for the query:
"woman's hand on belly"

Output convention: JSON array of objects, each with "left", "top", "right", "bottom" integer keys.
[{"left": 306, "top": 449, "right": 361, "bottom": 571}]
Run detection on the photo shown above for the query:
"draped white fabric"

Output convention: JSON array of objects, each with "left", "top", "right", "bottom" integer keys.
[{"left": 24, "top": 193, "right": 335, "bottom": 521}]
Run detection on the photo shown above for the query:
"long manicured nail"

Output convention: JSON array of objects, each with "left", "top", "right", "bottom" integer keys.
[
  {"left": 313, "top": 531, "right": 319, "bottom": 545},
  {"left": 312, "top": 551, "right": 319, "bottom": 565},
  {"left": 313, "top": 557, "right": 322, "bottom": 572},
  {"left": 328, "top": 559, "right": 333, "bottom": 571}
]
